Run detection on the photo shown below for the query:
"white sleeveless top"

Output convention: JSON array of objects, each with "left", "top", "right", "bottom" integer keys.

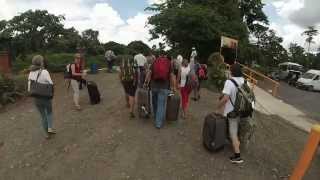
[{"left": 180, "top": 65, "right": 191, "bottom": 87}]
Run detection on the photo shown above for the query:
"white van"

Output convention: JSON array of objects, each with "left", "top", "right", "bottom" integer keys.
[
  {"left": 278, "top": 62, "right": 304, "bottom": 80},
  {"left": 297, "top": 70, "right": 320, "bottom": 91}
]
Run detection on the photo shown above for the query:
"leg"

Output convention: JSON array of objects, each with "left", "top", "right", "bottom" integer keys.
[
  {"left": 155, "top": 89, "right": 168, "bottom": 128},
  {"left": 125, "top": 94, "right": 130, "bottom": 108},
  {"left": 180, "top": 87, "right": 187, "bottom": 118},
  {"left": 35, "top": 99, "right": 49, "bottom": 136},
  {"left": 229, "top": 117, "right": 243, "bottom": 163},
  {"left": 44, "top": 99, "right": 54, "bottom": 132},
  {"left": 71, "top": 80, "right": 80, "bottom": 109},
  {"left": 152, "top": 89, "right": 158, "bottom": 119},
  {"left": 129, "top": 95, "right": 135, "bottom": 118}
]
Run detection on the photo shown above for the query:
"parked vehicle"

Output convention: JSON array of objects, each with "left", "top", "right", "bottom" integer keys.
[
  {"left": 278, "top": 62, "right": 304, "bottom": 80},
  {"left": 296, "top": 70, "right": 320, "bottom": 91}
]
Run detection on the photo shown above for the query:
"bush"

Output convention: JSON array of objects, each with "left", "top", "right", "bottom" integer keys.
[
  {"left": 0, "top": 74, "right": 26, "bottom": 106},
  {"left": 207, "top": 52, "right": 228, "bottom": 91},
  {"left": 12, "top": 53, "right": 109, "bottom": 73}
]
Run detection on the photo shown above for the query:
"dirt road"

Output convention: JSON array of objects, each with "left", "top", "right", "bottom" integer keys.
[{"left": 0, "top": 73, "right": 319, "bottom": 180}]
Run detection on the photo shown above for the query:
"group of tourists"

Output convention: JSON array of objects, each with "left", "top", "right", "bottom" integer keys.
[{"left": 28, "top": 46, "right": 253, "bottom": 164}]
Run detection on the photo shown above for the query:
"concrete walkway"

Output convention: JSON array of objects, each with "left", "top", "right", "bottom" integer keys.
[{"left": 254, "top": 87, "right": 318, "bottom": 132}]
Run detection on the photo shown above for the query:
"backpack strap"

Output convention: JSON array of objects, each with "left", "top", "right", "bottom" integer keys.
[
  {"left": 229, "top": 78, "right": 239, "bottom": 88},
  {"left": 36, "top": 69, "right": 43, "bottom": 83},
  {"left": 228, "top": 78, "right": 239, "bottom": 108}
]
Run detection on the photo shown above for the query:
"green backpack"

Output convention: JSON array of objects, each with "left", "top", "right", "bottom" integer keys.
[
  {"left": 229, "top": 79, "right": 255, "bottom": 118},
  {"left": 121, "top": 58, "right": 137, "bottom": 82}
]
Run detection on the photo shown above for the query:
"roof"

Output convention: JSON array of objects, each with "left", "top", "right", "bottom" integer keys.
[
  {"left": 307, "top": 69, "right": 320, "bottom": 75},
  {"left": 278, "top": 62, "right": 303, "bottom": 67}
]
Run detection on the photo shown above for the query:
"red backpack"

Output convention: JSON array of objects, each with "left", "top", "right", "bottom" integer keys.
[
  {"left": 198, "top": 64, "right": 208, "bottom": 80},
  {"left": 152, "top": 57, "right": 171, "bottom": 81}
]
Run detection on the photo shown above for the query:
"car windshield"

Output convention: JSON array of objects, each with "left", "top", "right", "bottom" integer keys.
[{"left": 302, "top": 73, "right": 315, "bottom": 79}]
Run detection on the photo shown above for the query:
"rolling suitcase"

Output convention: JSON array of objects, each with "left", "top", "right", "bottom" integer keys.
[
  {"left": 87, "top": 81, "right": 101, "bottom": 105},
  {"left": 166, "top": 93, "right": 180, "bottom": 121},
  {"left": 202, "top": 113, "right": 227, "bottom": 152},
  {"left": 137, "top": 88, "right": 150, "bottom": 118}
]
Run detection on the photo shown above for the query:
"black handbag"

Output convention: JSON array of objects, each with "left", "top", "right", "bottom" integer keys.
[{"left": 30, "top": 70, "right": 54, "bottom": 99}]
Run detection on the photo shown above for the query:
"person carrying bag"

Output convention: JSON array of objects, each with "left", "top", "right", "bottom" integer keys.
[{"left": 28, "top": 55, "right": 55, "bottom": 139}]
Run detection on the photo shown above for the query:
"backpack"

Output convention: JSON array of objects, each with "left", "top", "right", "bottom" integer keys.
[
  {"left": 229, "top": 79, "right": 255, "bottom": 118},
  {"left": 152, "top": 57, "right": 171, "bottom": 81},
  {"left": 121, "top": 58, "right": 136, "bottom": 82},
  {"left": 64, "top": 64, "right": 72, "bottom": 79},
  {"left": 198, "top": 64, "right": 208, "bottom": 80}
]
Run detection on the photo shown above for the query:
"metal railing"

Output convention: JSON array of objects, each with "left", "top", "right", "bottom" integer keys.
[{"left": 225, "top": 63, "right": 280, "bottom": 97}]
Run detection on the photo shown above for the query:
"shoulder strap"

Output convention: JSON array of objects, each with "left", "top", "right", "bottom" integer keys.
[
  {"left": 228, "top": 78, "right": 239, "bottom": 108},
  {"left": 36, "top": 70, "right": 43, "bottom": 83},
  {"left": 229, "top": 78, "right": 239, "bottom": 88}
]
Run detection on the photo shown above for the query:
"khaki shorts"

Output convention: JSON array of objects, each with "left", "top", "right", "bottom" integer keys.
[{"left": 228, "top": 116, "right": 240, "bottom": 140}]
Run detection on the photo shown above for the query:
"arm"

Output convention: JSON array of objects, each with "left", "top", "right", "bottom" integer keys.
[
  {"left": 144, "top": 70, "right": 151, "bottom": 87},
  {"left": 217, "top": 94, "right": 229, "bottom": 110}
]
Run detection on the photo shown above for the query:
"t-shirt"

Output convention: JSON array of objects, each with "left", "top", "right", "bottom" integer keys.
[
  {"left": 134, "top": 54, "right": 147, "bottom": 67},
  {"left": 105, "top": 50, "right": 115, "bottom": 61},
  {"left": 180, "top": 65, "right": 191, "bottom": 87},
  {"left": 28, "top": 69, "right": 53, "bottom": 92},
  {"left": 222, "top": 77, "right": 245, "bottom": 117}
]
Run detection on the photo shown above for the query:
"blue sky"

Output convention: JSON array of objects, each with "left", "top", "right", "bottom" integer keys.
[{"left": 0, "top": 0, "right": 319, "bottom": 49}]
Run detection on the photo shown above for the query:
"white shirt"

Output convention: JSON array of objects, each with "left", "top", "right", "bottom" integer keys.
[
  {"left": 222, "top": 77, "right": 245, "bottom": 117},
  {"left": 190, "top": 50, "right": 197, "bottom": 67},
  {"left": 177, "top": 55, "right": 183, "bottom": 66},
  {"left": 180, "top": 65, "right": 191, "bottom": 87},
  {"left": 105, "top": 50, "right": 115, "bottom": 60},
  {"left": 134, "top": 54, "right": 147, "bottom": 67},
  {"left": 28, "top": 69, "right": 53, "bottom": 91}
]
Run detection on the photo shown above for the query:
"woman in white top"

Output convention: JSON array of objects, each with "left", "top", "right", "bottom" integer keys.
[
  {"left": 28, "top": 55, "right": 55, "bottom": 139},
  {"left": 177, "top": 59, "right": 192, "bottom": 119}
]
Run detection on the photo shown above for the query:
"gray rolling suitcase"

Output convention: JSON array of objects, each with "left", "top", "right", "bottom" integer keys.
[
  {"left": 202, "top": 113, "right": 227, "bottom": 152},
  {"left": 137, "top": 88, "right": 151, "bottom": 118},
  {"left": 166, "top": 93, "right": 180, "bottom": 121}
]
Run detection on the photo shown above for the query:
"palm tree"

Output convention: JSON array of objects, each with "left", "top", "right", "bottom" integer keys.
[{"left": 302, "top": 26, "right": 319, "bottom": 53}]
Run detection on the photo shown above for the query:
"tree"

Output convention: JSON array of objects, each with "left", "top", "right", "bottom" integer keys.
[
  {"left": 288, "top": 43, "right": 307, "bottom": 66},
  {"left": 127, "top": 41, "right": 151, "bottom": 55},
  {"left": 259, "top": 30, "right": 288, "bottom": 67},
  {"left": 239, "top": 0, "right": 269, "bottom": 32},
  {"left": 49, "top": 27, "right": 81, "bottom": 53},
  {"left": 147, "top": 0, "right": 249, "bottom": 60},
  {"left": 81, "top": 29, "right": 102, "bottom": 55},
  {"left": 7, "top": 10, "right": 65, "bottom": 53},
  {"left": 103, "top": 41, "right": 128, "bottom": 55},
  {"left": 302, "top": 26, "right": 319, "bottom": 53}
]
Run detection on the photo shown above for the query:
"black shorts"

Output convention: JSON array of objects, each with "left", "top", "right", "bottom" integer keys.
[{"left": 122, "top": 81, "right": 137, "bottom": 97}]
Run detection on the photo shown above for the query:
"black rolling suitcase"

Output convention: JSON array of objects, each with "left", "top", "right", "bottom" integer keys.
[
  {"left": 202, "top": 113, "right": 227, "bottom": 152},
  {"left": 166, "top": 93, "right": 180, "bottom": 121},
  {"left": 137, "top": 88, "right": 150, "bottom": 118},
  {"left": 87, "top": 81, "right": 101, "bottom": 105}
]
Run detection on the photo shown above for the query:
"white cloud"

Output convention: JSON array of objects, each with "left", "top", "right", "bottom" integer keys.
[
  {"left": 148, "top": 0, "right": 166, "bottom": 5},
  {"left": 0, "top": 0, "right": 161, "bottom": 47},
  {"left": 267, "top": 0, "right": 320, "bottom": 51}
]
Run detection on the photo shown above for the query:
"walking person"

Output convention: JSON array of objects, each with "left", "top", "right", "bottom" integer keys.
[
  {"left": 190, "top": 47, "right": 197, "bottom": 67},
  {"left": 144, "top": 52, "right": 175, "bottom": 129},
  {"left": 177, "top": 59, "right": 192, "bottom": 119},
  {"left": 28, "top": 55, "right": 55, "bottom": 139},
  {"left": 119, "top": 56, "right": 138, "bottom": 118},
  {"left": 105, "top": 49, "right": 116, "bottom": 73},
  {"left": 134, "top": 53, "right": 147, "bottom": 88},
  {"left": 70, "top": 53, "right": 86, "bottom": 110},
  {"left": 217, "top": 63, "right": 244, "bottom": 164}
]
